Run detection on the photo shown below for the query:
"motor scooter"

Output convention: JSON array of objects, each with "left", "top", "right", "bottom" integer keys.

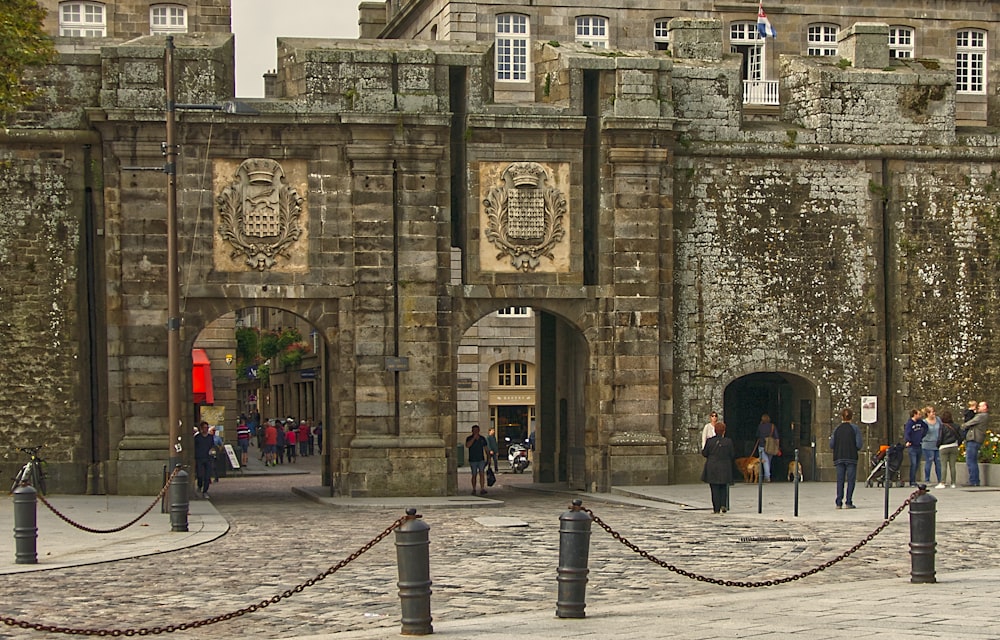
[{"left": 507, "top": 439, "right": 530, "bottom": 473}]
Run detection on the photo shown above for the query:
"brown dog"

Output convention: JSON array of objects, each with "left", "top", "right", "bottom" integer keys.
[
  {"left": 787, "top": 461, "right": 803, "bottom": 482},
  {"left": 735, "top": 456, "right": 761, "bottom": 483}
]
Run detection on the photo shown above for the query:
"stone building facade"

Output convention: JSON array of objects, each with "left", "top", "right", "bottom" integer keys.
[{"left": 1, "top": 1, "right": 998, "bottom": 495}]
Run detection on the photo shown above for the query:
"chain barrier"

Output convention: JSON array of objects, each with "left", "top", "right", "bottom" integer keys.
[
  {"left": 1, "top": 512, "right": 415, "bottom": 636},
  {"left": 583, "top": 487, "right": 925, "bottom": 588},
  {"left": 32, "top": 466, "right": 183, "bottom": 535}
]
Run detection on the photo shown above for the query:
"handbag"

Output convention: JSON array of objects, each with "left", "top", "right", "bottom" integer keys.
[
  {"left": 486, "top": 466, "right": 497, "bottom": 487},
  {"left": 764, "top": 426, "right": 780, "bottom": 456}
]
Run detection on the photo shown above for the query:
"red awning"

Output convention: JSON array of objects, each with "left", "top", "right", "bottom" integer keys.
[{"left": 192, "top": 349, "right": 215, "bottom": 405}]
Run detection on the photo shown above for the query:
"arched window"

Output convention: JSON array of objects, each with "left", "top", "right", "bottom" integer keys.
[
  {"left": 495, "top": 361, "right": 530, "bottom": 387},
  {"left": 151, "top": 4, "right": 188, "bottom": 34},
  {"left": 59, "top": 2, "right": 106, "bottom": 37},
  {"left": 888, "top": 25, "right": 914, "bottom": 59},
  {"left": 807, "top": 23, "right": 838, "bottom": 56},
  {"left": 956, "top": 29, "right": 987, "bottom": 94},
  {"left": 496, "top": 14, "right": 529, "bottom": 82},
  {"left": 576, "top": 16, "right": 608, "bottom": 48}
]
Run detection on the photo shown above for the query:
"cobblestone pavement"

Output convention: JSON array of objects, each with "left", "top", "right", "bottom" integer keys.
[{"left": 2, "top": 454, "right": 999, "bottom": 639}]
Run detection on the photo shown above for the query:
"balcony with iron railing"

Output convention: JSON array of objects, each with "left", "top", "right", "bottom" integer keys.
[{"left": 743, "top": 80, "right": 779, "bottom": 105}]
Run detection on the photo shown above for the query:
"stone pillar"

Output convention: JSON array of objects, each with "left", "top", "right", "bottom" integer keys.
[
  {"left": 838, "top": 23, "right": 890, "bottom": 70},
  {"left": 668, "top": 18, "right": 724, "bottom": 61},
  {"left": 602, "top": 145, "right": 673, "bottom": 487}
]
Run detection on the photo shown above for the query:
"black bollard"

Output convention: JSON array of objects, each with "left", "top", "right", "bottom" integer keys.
[
  {"left": 909, "top": 487, "right": 937, "bottom": 584},
  {"left": 793, "top": 448, "right": 800, "bottom": 517},
  {"left": 556, "top": 499, "right": 591, "bottom": 619},
  {"left": 168, "top": 467, "right": 190, "bottom": 532},
  {"left": 757, "top": 446, "right": 764, "bottom": 514},
  {"left": 395, "top": 508, "right": 433, "bottom": 636},
  {"left": 13, "top": 484, "right": 38, "bottom": 564}
]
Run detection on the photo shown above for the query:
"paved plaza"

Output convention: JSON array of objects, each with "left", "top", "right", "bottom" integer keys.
[{"left": 2, "top": 453, "right": 1000, "bottom": 639}]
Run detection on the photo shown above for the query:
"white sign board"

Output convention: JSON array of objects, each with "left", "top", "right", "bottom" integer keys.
[
  {"left": 223, "top": 444, "right": 240, "bottom": 469},
  {"left": 860, "top": 396, "right": 878, "bottom": 425}
]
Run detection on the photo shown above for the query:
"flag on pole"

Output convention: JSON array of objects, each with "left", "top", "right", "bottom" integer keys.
[{"left": 757, "top": 1, "right": 777, "bottom": 39}]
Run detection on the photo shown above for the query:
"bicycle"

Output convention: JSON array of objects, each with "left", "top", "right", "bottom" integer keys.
[{"left": 11, "top": 445, "right": 47, "bottom": 495}]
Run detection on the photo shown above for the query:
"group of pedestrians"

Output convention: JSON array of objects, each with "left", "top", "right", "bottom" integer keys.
[
  {"left": 258, "top": 417, "right": 323, "bottom": 467},
  {"left": 700, "top": 400, "right": 991, "bottom": 514},
  {"left": 905, "top": 401, "right": 990, "bottom": 488}
]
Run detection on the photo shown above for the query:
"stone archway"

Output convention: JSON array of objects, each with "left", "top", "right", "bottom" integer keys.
[
  {"left": 451, "top": 298, "right": 594, "bottom": 493},
  {"left": 723, "top": 371, "right": 821, "bottom": 481}
]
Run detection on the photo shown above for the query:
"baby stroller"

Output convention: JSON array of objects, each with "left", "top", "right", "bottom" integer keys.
[{"left": 865, "top": 443, "right": 904, "bottom": 487}]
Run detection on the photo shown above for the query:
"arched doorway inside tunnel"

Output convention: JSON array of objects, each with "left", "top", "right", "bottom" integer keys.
[
  {"left": 192, "top": 306, "right": 329, "bottom": 480},
  {"left": 455, "top": 305, "right": 589, "bottom": 491},
  {"left": 723, "top": 372, "right": 816, "bottom": 481}
]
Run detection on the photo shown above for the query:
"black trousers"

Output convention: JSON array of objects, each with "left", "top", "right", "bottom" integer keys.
[{"left": 709, "top": 483, "right": 729, "bottom": 513}]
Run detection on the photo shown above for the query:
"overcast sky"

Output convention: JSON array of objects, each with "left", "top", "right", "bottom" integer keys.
[{"left": 232, "top": 0, "right": 361, "bottom": 97}]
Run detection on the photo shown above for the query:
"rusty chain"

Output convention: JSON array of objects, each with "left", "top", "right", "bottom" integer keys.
[
  {"left": 0, "top": 512, "right": 415, "bottom": 636},
  {"left": 582, "top": 487, "right": 925, "bottom": 588},
  {"left": 33, "top": 466, "right": 183, "bottom": 535}
]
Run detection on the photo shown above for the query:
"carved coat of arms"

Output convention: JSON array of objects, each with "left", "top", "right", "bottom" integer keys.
[
  {"left": 217, "top": 158, "right": 304, "bottom": 271},
  {"left": 483, "top": 162, "right": 567, "bottom": 271}
]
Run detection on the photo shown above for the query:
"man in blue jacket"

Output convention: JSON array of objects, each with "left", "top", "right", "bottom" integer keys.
[
  {"left": 830, "top": 409, "right": 863, "bottom": 509},
  {"left": 903, "top": 409, "right": 927, "bottom": 486}
]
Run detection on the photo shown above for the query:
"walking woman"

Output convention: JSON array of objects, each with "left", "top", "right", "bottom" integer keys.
[{"left": 701, "top": 422, "right": 735, "bottom": 514}]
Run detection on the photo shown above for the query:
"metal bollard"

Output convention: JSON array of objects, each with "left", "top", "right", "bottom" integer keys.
[
  {"left": 793, "top": 448, "right": 800, "bottom": 517},
  {"left": 556, "top": 499, "right": 591, "bottom": 619},
  {"left": 395, "top": 508, "right": 433, "bottom": 636},
  {"left": 909, "top": 487, "right": 937, "bottom": 584},
  {"left": 13, "top": 484, "right": 38, "bottom": 564},
  {"left": 168, "top": 466, "right": 190, "bottom": 532},
  {"left": 757, "top": 446, "right": 765, "bottom": 514}
]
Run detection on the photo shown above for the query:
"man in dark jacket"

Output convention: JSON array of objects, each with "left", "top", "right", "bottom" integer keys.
[
  {"left": 962, "top": 401, "right": 990, "bottom": 487},
  {"left": 830, "top": 408, "right": 863, "bottom": 509},
  {"left": 903, "top": 409, "right": 927, "bottom": 487},
  {"left": 193, "top": 421, "right": 215, "bottom": 499}
]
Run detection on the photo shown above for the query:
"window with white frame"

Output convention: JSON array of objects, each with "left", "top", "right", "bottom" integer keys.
[
  {"left": 59, "top": 2, "right": 106, "bottom": 37},
  {"left": 807, "top": 24, "right": 838, "bottom": 56},
  {"left": 151, "top": 4, "right": 188, "bottom": 34},
  {"left": 730, "top": 21, "right": 762, "bottom": 44},
  {"left": 497, "top": 362, "right": 529, "bottom": 387},
  {"left": 576, "top": 16, "right": 608, "bottom": 48},
  {"left": 956, "top": 29, "right": 987, "bottom": 94},
  {"left": 888, "top": 26, "right": 914, "bottom": 59},
  {"left": 653, "top": 19, "right": 670, "bottom": 51},
  {"left": 496, "top": 14, "right": 529, "bottom": 82},
  {"left": 730, "top": 21, "right": 763, "bottom": 81},
  {"left": 496, "top": 306, "right": 530, "bottom": 317}
]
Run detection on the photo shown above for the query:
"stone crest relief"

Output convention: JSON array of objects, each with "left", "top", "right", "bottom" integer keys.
[
  {"left": 216, "top": 158, "right": 305, "bottom": 271},
  {"left": 482, "top": 162, "right": 568, "bottom": 272}
]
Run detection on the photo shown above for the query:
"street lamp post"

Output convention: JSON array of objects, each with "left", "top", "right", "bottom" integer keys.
[
  {"left": 161, "top": 35, "right": 257, "bottom": 471},
  {"left": 165, "top": 35, "right": 183, "bottom": 470}
]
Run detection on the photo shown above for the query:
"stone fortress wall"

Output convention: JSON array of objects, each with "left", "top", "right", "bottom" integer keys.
[{"left": 1, "top": 13, "right": 998, "bottom": 494}]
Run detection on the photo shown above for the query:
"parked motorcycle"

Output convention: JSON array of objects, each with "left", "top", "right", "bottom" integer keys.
[{"left": 507, "top": 439, "right": 530, "bottom": 473}]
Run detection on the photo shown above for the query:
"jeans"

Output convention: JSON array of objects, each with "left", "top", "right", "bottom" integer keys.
[
  {"left": 907, "top": 445, "right": 923, "bottom": 485},
  {"left": 835, "top": 461, "right": 857, "bottom": 507},
  {"left": 759, "top": 450, "right": 773, "bottom": 481},
  {"left": 195, "top": 458, "right": 212, "bottom": 494},
  {"left": 923, "top": 447, "right": 942, "bottom": 483},
  {"left": 965, "top": 441, "right": 982, "bottom": 485},
  {"left": 940, "top": 445, "right": 959, "bottom": 485}
]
